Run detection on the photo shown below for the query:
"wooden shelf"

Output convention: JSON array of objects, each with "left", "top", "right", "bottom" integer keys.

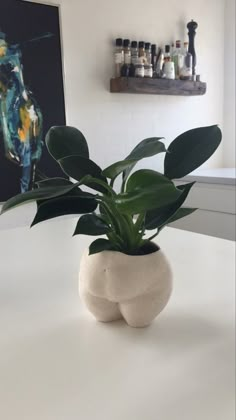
[{"left": 110, "top": 77, "right": 207, "bottom": 96}]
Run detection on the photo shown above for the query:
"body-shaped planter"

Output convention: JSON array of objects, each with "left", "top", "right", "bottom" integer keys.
[{"left": 79, "top": 247, "right": 173, "bottom": 328}]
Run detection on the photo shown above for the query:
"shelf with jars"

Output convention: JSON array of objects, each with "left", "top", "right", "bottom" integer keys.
[
  {"left": 110, "top": 77, "right": 206, "bottom": 96},
  {"left": 111, "top": 20, "right": 207, "bottom": 97}
]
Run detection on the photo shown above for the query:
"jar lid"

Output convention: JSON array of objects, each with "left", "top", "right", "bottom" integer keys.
[
  {"left": 131, "top": 41, "right": 138, "bottom": 48},
  {"left": 115, "top": 38, "right": 123, "bottom": 46},
  {"left": 145, "top": 42, "right": 151, "bottom": 50},
  {"left": 123, "top": 39, "right": 130, "bottom": 47},
  {"left": 138, "top": 41, "right": 145, "bottom": 48}
]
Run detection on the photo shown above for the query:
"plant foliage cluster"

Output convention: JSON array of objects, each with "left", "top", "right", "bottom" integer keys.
[{"left": 1, "top": 125, "right": 222, "bottom": 255}]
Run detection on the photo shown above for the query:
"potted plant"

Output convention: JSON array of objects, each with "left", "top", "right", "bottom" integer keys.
[{"left": 1, "top": 125, "right": 222, "bottom": 327}]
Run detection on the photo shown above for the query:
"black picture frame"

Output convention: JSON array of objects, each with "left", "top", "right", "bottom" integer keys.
[{"left": 0, "top": 0, "right": 66, "bottom": 201}]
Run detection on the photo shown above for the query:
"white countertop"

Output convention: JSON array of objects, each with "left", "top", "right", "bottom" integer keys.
[
  {"left": 180, "top": 167, "right": 236, "bottom": 185},
  {"left": 0, "top": 222, "right": 235, "bottom": 420}
]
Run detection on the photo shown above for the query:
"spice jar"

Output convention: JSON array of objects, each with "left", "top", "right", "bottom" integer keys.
[
  {"left": 114, "top": 38, "right": 124, "bottom": 77},
  {"left": 151, "top": 44, "right": 157, "bottom": 69},
  {"left": 129, "top": 40, "right": 138, "bottom": 77},
  {"left": 163, "top": 61, "right": 175, "bottom": 79},
  {"left": 138, "top": 41, "right": 145, "bottom": 60},
  {"left": 144, "top": 64, "right": 153, "bottom": 78},
  {"left": 121, "top": 39, "right": 131, "bottom": 77},
  {"left": 145, "top": 42, "right": 152, "bottom": 64},
  {"left": 135, "top": 58, "right": 144, "bottom": 77},
  {"left": 123, "top": 39, "right": 131, "bottom": 65},
  {"left": 131, "top": 41, "right": 139, "bottom": 64}
]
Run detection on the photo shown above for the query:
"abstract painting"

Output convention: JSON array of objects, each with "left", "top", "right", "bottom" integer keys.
[{"left": 0, "top": 0, "right": 66, "bottom": 201}]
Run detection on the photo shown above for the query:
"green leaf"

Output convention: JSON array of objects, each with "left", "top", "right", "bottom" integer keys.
[
  {"left": 123, "top": 137, "right": 166, "bottom": 181},
  {"left": 127, "top": 137, "right": 166, "bottom": 160},
  {"left": 73, "top": 214, "right": 111, "bottom": 236},
  {"left": 1, "top": 182, "right": 84, "bottom": 214},
  {"left": 102, "top": 159, "right": 137, "bottom": 179},
  {"left": 126, "top": 169, "right": 170, "bottom": 192},
  {"left": 166, "top": 207, "right": 197, "bottom": 225},
  {"left": 31, "top": 194, "right": 98, "bottom": 227},
  {"left": 115, "top": 170, "right": 182, "bottom": 214},
  {"left": 115, "top": 187, "right": 181, "bottom": 215},
  {"left": 37, "top": 186, "right": 96, "bottom": 205},
  {"left": 46, "top": 126, "right": 89, "bottom": 161},
  {"left": 58, "top": 155, "right": 107, "bottom": 193},
  {"left": 36, "top": 177, "right": 72, "bottom": 187},
  {"left": 145, "top": 182, "right": 195, "bottom": 230},
  {"left": 164, "top": 125, "right": 222, "bottom": 179},
  {"left": 89, "top": 238, "right": 117, "bottom": 255},
  {"left": 103, "top": 138, "right": 166, "bottom": 181}
]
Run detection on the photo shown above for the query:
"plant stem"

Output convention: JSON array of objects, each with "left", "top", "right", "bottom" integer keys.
[
  {"left": 147, "top": 229, "right": 159, "bottom": 241},
  {"left": 99, "top": 201, "right": 120, "bottom": 234},
  {"left": 134, "top": 213, "right": 145, "bottom": 233},
  {"left": 101, "top": 197, "right": 136, "bottom": 252},
  {"left": 121, "top": 177, "right": 126, "bottom": 193},
  {"left": 110, "top": 178, "right": 115, "bottom": 188},
  {"left": 87, "top": 177, "right": 116, "bottom": 196},
  {"left": 107, "top": 232, "right": 124, "bottom": 250}
]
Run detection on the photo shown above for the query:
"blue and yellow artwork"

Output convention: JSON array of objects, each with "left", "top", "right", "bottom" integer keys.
[{"left": 0, "top": 0, "right": 66, "bottom": 201}]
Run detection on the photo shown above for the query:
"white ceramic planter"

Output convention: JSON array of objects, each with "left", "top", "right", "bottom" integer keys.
[{"left": 79, "top": 247, "right": 173, "bottom": 328}]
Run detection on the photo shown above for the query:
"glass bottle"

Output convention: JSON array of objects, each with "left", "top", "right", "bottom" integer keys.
[
  {"left": 114, "top": 38, "right": 124, "bottom": 77},
  {"left": 144, "top": 64, "right": 153, "bottom": 78},
  {"left": 163, "top": 61, "right": 175, "bottom": 79},
  {"left": 172, "top": 40, "right": 184, "bottom": 79},
  {"left": 121, "top": 39, "right": 131, "bottom": 77},
  {"left": 131, "top": 41, "right": 139, "bottom": 65},
  {"left": 129, "top": 40, "right": 138, "bottom": 77},
  {"left": 156, "top": 48, "right": 164, "bottom": 78},
  {"left": 151, "top": 44, "right": 157, "bottom": 69},
  {"left": 164, "top": 45, "right": 171, "bottom": 62},
  {"left": 123, "top": 39, "right": 131, "bottom": 64},
  {"left": 138, "top": 41, "right": 145, "bottom": 61},
  {"left": 145, "top": 42, "right": 152, "bottom": 64},
  {"left": 179, "top": 42, "right": 193, "bottom": 80},
  {"left": 135, "top": 58, "right": 144, "bottom": 77},
  {"left": 170, "top": 42, "right": 175, "bottom": 58}
]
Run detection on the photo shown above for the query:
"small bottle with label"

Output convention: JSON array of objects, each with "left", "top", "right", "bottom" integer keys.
[
  {"left": 144, "top": 64, "right": 153, "bottom": 78},
  {"left": 156, "top": 49, "right": 164, "bottom": 78},
  {"left": 135, "top": 58, "right": 145, "bottom": 77},
  {"left": 121, "top": 39, "right": 131, "bottom": 77},
  {"left": 145, "top": 42, "right": 152, "bottom": 64},
  {"left": 163, "top": 61, "right": 175, "bottom": 79},
  {"left": 138, "top": 41, "right": 146, "bottom": 62},
  {"left": 114, "top": 38, "right": 124, "bottom": 77},
  {"left": 151, "top": 44, "right": 157, "bottom": 70},
  {"left": 179, "top": 42, "right": 193, "bottom": 80},
  {"left": 164, "top": 45, "right": 171, "bottom": 62},
  {"left": 170, "top": 42, "right": 175, "bottom": 58},
  {"left": 129, "top": 41, "right": 138, "bottom": 77},
  {"left": 172, "top": 40, "right": 184, "bottom": 78}
]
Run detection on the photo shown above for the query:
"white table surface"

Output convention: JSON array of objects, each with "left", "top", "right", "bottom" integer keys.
[
  {"left": 181, "top": 167, "right": 236, "bottom": 185},
  {"left": 0, "top": 220, "right": 235, "bottom": 420}
]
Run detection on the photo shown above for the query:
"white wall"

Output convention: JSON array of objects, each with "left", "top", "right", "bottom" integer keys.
[
  {"left": 47, "top": 0, "right": 225, "bottom": 172},
  {"left": 223, "top": 0, "right": 236, "bottom": 167}
]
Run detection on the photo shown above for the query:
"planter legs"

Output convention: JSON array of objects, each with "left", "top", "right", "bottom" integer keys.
[
  {"left": 119, "top": 287, "right": 172, "bottom": 328},
  {"left": 80, "top": 283, "right": 172, "bottom": 328},
  {"left": 80, "top": 284, "right": 122, "bottom": 322}
]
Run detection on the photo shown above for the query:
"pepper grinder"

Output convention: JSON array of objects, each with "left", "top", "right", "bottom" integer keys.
[{"left": 187, "top": 19, "right": 198, "bottom": 77}]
